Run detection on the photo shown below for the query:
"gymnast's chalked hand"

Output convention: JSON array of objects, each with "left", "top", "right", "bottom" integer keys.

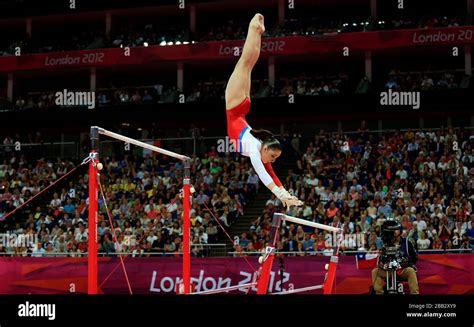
[{"left": 281, "top": 196, "right": 303, "bottom": 208}]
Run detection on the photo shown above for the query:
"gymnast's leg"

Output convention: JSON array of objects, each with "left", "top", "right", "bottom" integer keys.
[{"left": 225, "top": 13, "right": 265, "bottom": 110}]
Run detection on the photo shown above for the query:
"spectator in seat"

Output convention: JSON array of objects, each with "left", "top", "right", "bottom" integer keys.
[{"left": 417, "top": 231, "right": 431, "bottom": 250}]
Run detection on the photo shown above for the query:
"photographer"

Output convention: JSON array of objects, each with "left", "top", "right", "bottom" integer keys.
[{"left": 371, "top": 219, "right": 419, "bottom": 294}]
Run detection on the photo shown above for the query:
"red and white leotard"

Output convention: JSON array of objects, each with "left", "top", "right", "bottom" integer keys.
[{"left": 226, "top": 97, "right": 282, "bottom": 188}]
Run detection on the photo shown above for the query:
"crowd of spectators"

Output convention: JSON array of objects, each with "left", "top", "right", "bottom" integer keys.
[
  {"left": 235, "top": 126, "right": 474, "bottom": 255},
  {"left": 11, "top": 84, "right": 174, "bottom": 110},
  {"left": 13, "top": 67, "right": 472, "bottom": 111},
  {"left": 1, "top": 124, "right": 473, "bottom": 258},
  {"left": 0, "top": 148, "right": 259, "bottom": 257},
  {"left": 384, "top": 69, "right": 470, "bottom": 91},
  {"left": 11, "top": 72, "right": 352, "bottom": 110}
]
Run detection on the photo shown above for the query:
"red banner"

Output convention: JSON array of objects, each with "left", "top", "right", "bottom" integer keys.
[
  {"left": 0, "top": 26, "right": 473, "bottom": 73},
  {"left": 0, "top": 254, "right": 472, "bottom": 294}
]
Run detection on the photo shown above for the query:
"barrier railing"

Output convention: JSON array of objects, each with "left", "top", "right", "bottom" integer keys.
[
  {"left": 0, "top": 142, "right": 78, "bottom": 159},
  {"left": 228, "top": 248, "right": 473, "bottom": 256},
  {"left": 1, "top": 126, "right": 472, "bottom": 160},
  {"left": 0, "top": 243, "right": 228, "bottom": 257},
  {"left": 1, "top": 246, "right": 471, "bottom": 258}
]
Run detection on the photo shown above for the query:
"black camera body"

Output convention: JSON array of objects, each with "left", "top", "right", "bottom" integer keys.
[
  {"left": 371, "top": 218, "right": 419, "bottom": 295},
  {"left": 379, "top": 222, "right": 403, "bottom": 271},
  {"left": 379, "top": 244, "right": 402, "bottom": 271},
  {"left": 378, "top": 219, "right": 406, "bottom": 294}
]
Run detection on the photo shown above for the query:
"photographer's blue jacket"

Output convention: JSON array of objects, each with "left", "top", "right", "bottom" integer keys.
[{"left": 399, "top": 237, "right": 418, "bottom": 266}]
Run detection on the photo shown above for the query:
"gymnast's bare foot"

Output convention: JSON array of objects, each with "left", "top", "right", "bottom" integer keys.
[{"left": 250, "top": 13, "right": 265, "bottom": 34}]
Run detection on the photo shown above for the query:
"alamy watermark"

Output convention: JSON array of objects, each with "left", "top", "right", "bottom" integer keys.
[
  {"left": 325, "top": 232, "right": 366, "bottom": 249},
  {"left": 380, "top": 89, "right": 420, "bottom": 109},
  {"left": 216, "top": 136, "right": 251, "bottom": 153},
  {"left": 55, "top": 89, "right": 95, "bottom": 109},
  {"left": 0, "top": 232, "right": 38, "bottom": 248},
  {"left": 18, "top": 301, "right": 56, "bottom": 321}
]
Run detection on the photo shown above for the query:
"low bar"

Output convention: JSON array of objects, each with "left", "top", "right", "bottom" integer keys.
[
  {"left": 271, "top": 284, "right": 323, "bottom": 295},
  {"left": 190, "top": 282, "right": 257, "bottom": 295},
  {"left": 278, "top": 214, "right": 342, "bottom": 233}
]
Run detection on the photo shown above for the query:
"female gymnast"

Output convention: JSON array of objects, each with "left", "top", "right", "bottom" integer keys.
[{"left": 225, "top": 13, "right": 302, "bottom": 209}]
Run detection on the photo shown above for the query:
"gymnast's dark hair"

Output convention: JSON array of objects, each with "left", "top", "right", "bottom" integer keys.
[{"left": 249, "top": 128, "right": 282, "bottom": 151}]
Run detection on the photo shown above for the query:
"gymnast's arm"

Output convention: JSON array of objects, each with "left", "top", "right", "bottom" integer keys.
[
  {"left": 248, "top": 152, "right": 301, "bottom": 208},
  {"left": 263, "top": 162, "right": 283, "bottom": 188},
  {"left": 249, "top": 152, "right": 279, "bottom": 192}
]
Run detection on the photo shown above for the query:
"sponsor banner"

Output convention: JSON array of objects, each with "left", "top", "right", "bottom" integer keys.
[
  {"left": 1, "top": 26, "right": 473, "bottom": 72},
  {"left": 0, "top": 254, "right": 472, "bottom": 294}
]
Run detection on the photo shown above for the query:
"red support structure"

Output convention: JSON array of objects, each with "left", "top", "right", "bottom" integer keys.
[
  {"left": 323, "top": 256, "right": 339, "bottom": 294},
  {"left": 257, "top": 213, "right": 341, "bottom": 295},
  {"left": 182, "top": 160, "right": 191, "bottom": 294},
  {"left": 256, "top": 248, "right": 275, "bottom": 294},
  {"left": 88, "top": 126, "right": 99, "bottom": 295},
  {"left": 256, "top": 214, "right": 282, "bottom": 294},
  {"left": 89, "top": 126, "right": 192, "bottom": 295},
  {"left": 323, "top": 232, "right": 343, "bottom": 294}
]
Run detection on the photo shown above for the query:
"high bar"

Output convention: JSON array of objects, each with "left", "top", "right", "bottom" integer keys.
[
  {"left": 94, "top": 126, "right": 191, "bottom": 161},
  {"left": 275, "top": 213, "right": 342, "bottom": 233}
]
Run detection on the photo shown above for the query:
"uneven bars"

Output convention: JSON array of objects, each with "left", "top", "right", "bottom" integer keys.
[
  {"left": 95, "top": 127, "right": 191, "bottom": 161},
  {"left": 276, "top": 213, "right": 342, "bottom": 233},
  {"left": 190, "top": 282, "right": 257, "bottom": 295}
]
